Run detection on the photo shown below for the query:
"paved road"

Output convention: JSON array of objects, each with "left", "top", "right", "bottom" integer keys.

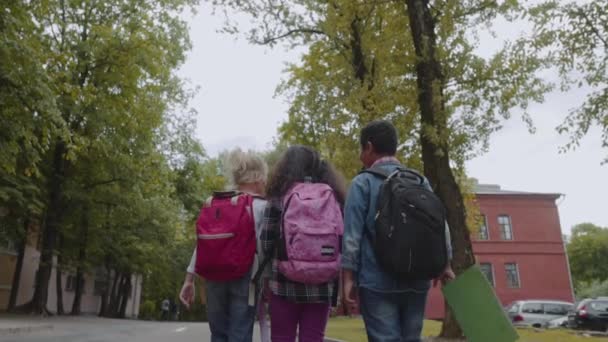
[{"left": 1, "top": 317, "right": 262, "bottom": 342}]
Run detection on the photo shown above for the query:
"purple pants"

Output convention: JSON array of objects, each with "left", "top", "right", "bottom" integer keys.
[{"left": 270, "top": 294, "right": 331, "bottom": 342}]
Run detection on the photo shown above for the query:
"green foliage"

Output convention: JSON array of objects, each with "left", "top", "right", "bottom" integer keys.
[
  {"left": 576, "top": 279, "right": 608, "bottom": 301},
  {"left": 529, "top": 0, "right": 608, "bottom": 163},
  {"left": 567, "top": 223, "right": 608, "bottom": 286},
  {"left": 0, "top": 0, "right": 216, "bottom": 316},
  {"left": 0, "top": 1, "right": 64, "bottom": 218},
  {"left": 138, "top": 300, "right": 159, "bottom": 321},
  {"left": 207, "top": 0, "right": 551, "bottom": 177}
]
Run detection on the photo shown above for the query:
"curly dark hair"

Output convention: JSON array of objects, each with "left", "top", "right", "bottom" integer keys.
[{"left": 266, "top": 145, "right": 347, "bottom": 205}]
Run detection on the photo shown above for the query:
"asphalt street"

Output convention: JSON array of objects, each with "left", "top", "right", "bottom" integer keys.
[{"left": 0, "top": 317, "right": 263, "bottom": 342}]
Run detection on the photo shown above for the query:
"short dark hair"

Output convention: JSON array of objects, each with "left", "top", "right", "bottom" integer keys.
[{"left": 360, "top": 120, "right": 398, "bottom": 155}]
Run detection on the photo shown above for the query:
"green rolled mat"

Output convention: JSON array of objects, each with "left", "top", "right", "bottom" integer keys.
[{"left": 442, "top": 265, "right": 519, "bottom": 342}]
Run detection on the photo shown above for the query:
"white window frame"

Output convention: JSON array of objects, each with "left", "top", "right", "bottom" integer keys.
[
  {"left": 0, "top": 239, "right": 17, "bottom": 255},
  {"left": 498, "top": 215, "right": 514, "bottom": 240},
  {"left": 505, "top": 263, "right": 521, "bottom": 288},
  {"left": 478, "top": 215, "right": 490, "bottom": 240},
  {"left": 65, "top": 275, "right": 84, "bottom": 293},
  {"left": 66, "top": 275, "right": 76, "bottom": 292},
  {"left": 479, "top": 262, "right": 495, "bottom": 287}
]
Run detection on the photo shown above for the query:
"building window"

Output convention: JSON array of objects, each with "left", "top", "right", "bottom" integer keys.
[
  {"left": 479, "top": 263, "right": 494, "bottom": 287},
  {"left": 66, "top": 275, "right": 76, "bottom": 292},
  {"left": 0, "top": 238, "right": 16, "bottom": 255},
  {"left": 478, "top": 215, "right": 489, "bottom": 240},
  {"left": 498, "top": 215, "right": 513, "bottom": 240},
  {"left": 0, "top": 220, "right": 17, "bottom": 254},
  {"left": 94, "top": 279, "right": 107, "bottom": 296},
  {"left": 66, "top": 275, "right": 85, "bottom": 293},
  {"left": 505, "top": 263, "right": 520, "bottom": 288}
]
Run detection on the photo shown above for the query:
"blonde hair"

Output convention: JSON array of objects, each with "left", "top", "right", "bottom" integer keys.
[{"left": 223, "top": 148, "right": 268, "bottom": 187}]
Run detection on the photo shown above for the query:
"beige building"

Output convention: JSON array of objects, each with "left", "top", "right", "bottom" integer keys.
[{"left": 0, "top": 230, "right": 142, "bottom": 317}]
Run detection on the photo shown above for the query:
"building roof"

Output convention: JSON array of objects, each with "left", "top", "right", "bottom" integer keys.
[{"left": 471, "top": 179, "right": 562, "bottom": 198}]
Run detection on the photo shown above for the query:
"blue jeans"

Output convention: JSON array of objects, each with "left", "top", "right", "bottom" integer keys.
[
  {"left": 359, "top": 287, "right": 429, "bottom": 342},
  {"left": 206, "top": 273, "right": 255, "bottom": 342}
]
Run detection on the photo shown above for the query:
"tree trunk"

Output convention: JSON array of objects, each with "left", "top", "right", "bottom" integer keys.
[
  {"left": 404, "top": 0, "right": 476, "bottom": 338},
  {"left": 30, "top": 141, "right": 66, "bottom": 315},
  {"left": 118, "top": 274, "right": 132, "bottom": 318},
  {"left": 55, "top": 235, "right": 65, "bottom": 315},
  {"left": 349, "top": 16, "right": 376, "bottom": 118},
  {"left": 71, "top": 205, "right": 89, "bottom": 315},
  {"left": 8, "top": 219, "right": 29, "bottom": 312},
  {"left": 106, "top": 272, "right": 121, "bottom": 317},
  {"left": 98, "top": 260, "right": 112, "bottom": 317}
]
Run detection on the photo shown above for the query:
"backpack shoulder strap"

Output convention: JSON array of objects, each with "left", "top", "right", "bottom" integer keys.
[
  {"left": 358, "top": 165, "right": 390, "bottom": 179},
  {"left": 400, "top": 168, "right": 425, "bottom": 185},
  {"left": 212, "top": 190, "right": 240, "bottom": 199}
]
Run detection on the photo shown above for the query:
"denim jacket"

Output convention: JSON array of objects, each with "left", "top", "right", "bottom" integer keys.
[{"left": 341, "top": 161, "right": 453, "bottom": 293}]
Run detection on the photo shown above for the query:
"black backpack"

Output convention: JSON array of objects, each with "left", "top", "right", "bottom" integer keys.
[{"left": 361, "top": 166, "right": 448, "bottom": 280}]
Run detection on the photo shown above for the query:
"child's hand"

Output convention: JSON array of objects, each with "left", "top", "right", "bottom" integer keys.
[
  {"left": 179, "top": 280, "right": 195, "bottom": 309},
  {"left": 433, "top": 264, "right": 456, "bottom": 288}
]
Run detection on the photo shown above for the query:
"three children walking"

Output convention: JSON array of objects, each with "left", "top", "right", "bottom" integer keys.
[{"left": 179, "top": 120, "right": 455, "bottom": 342}]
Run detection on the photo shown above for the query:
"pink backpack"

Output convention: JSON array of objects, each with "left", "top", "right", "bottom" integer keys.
[
  {"left": 278, "top": 183, "right": 343, "bottom": 285},
  {"left": 195, "top": 191, "right": 256, "bottom": 281}
]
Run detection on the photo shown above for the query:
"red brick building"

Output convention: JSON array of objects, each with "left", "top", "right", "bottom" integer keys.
[{"left": 425, "top": 182, "right": 575, "bottom": 319}]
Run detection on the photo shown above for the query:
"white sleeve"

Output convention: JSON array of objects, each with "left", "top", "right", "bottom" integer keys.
[
  {"left": 253, "top": 198, "right": 270, "bottom": 278},
  {"left": 186, "top": 248, "right": 196, "bottom": 274}
]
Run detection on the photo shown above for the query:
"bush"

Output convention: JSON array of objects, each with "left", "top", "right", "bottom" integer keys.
[
  {"left": 139, "top": 300, "right": 159, "bottom": 321},
  {"left": 576, "top": 279, "right": 608, "bottom": 300}
]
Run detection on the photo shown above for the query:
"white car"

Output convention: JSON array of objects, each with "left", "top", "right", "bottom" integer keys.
[
  {"left": 505, "top": 300, "right": 574, "bottom": 328},
  {"left": 545, "top": 316, "right": 569, "bottom": 329}
]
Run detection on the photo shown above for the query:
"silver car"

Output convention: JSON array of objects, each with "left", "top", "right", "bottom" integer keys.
[{"left": 506, "top": 300, "right": 574, "bottom": 328}]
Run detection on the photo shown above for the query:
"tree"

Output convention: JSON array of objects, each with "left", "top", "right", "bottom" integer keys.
[
  {"left": 6, "top": 0, "right": 199, "bottom": 315},
  {"left": 567, "top": 223, "right": 608, "bottom": 286},
  {"left": 1, "top": 0, "right": 63, "bottom": 314},
  {"left": 404, "top": 1, "right": 476, "bottom": 336},
  {"left": 205, "top": 0, "right": 550, "bottom": 336},
  {"left": 529, "top": 1, "right": 608, "bottom": 163}
]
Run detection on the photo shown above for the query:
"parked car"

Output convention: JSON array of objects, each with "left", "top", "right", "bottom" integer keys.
[
  {"left": 568, "top": 298, "right": 608, "bottom": 331},
  {"left": 505, "top": 300, "right": 573, "bottom": 328},
  {"left": 545, "top": 315, "right": 569, "bottom": 329}
]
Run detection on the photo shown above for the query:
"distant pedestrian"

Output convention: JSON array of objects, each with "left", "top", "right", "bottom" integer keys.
[
  {"left": 170, "top": 300, "right": 178, "bottom": 321},
  {"left": 161, "top": 298, "right": 170, "bottom": 321}
]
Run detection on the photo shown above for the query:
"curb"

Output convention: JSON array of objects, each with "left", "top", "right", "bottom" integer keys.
[
  {"left": 324, "top": 338, "right": 346, "bottom": 342},
  {"left": 0, "top": 324, "right": 54, "bottom": 335}
]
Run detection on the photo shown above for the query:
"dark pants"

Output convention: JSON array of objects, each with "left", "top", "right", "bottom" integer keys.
[
  {"left": 206, "top": 273, "right": 256, "bottom": 342},
  {"left": 269, "top": 294, "right": 330, "bottom": 342},
  {"left": 359, "top": 287, "right": 429, "bottom": 342}
]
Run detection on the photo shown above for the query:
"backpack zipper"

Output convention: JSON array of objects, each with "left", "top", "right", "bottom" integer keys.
[
  {"left": 198, "top": 233, "right": 234, "bottom": 240},
  {"left": 408, "top": 249, "right": 413, "bottom": 272}
]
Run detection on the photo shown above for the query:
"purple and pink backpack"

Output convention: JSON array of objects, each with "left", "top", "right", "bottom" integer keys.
[{"left": 277, "top": 182, "right": 343, "bottom": 285}]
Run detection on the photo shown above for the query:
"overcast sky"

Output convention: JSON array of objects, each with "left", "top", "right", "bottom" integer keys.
[{"left": 178, "top": 3, "right": 607, "bottom": 235}]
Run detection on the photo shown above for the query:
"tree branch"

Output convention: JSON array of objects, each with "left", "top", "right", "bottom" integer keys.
[
  {"left": 84, "top": 178, "right": 125, "bottom": 190},
  {"left": 454, "top": 0, "right": 497, "bottom": 20},
  {"left": 577, "top": 8, "right": 608, "bottom": 49},
  {"left": 256, "top": 28, "right": 326, "bottom": 45}
]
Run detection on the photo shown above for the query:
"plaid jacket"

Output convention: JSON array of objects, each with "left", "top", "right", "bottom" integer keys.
[{"left": 260, "top": 198, "right": 337, "bottom": 304}]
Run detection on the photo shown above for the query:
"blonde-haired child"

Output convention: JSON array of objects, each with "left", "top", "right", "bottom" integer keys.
[{"left": 180, "top": 148, "right": 269, "bottom": 342}]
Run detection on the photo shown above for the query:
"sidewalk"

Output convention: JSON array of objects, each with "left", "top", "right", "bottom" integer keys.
[{"left": 0, "top": 314, "right": 54, "bottom": 335}]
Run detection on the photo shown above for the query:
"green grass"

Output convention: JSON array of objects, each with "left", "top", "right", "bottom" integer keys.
[{"left": 325, "top": 317, "right": 608, "bottom": 342}]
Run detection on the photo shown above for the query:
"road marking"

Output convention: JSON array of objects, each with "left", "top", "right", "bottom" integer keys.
[{"left": 175, "top": 326, "right": 188, "bottom": 333}]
